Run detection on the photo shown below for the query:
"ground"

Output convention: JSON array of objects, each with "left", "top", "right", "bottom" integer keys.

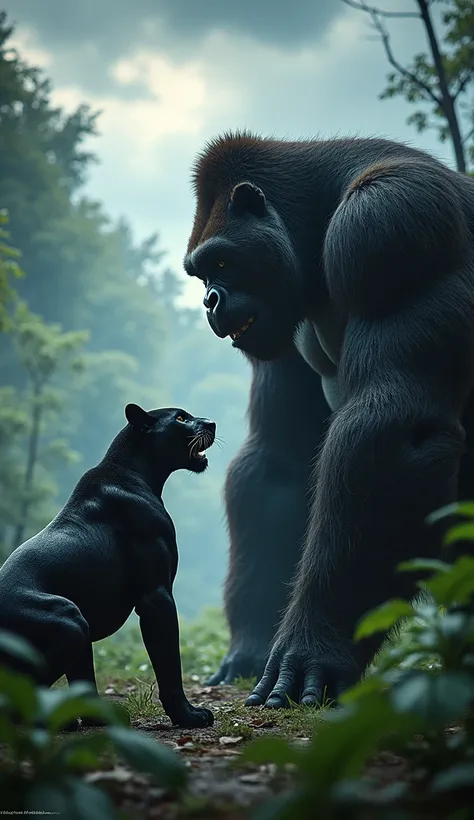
[
  {"left": 79, "top": 677, "right": 311, "bottom": 819},
  {"left": 76, "top": 674, "right": 411, "bottom": 820}
]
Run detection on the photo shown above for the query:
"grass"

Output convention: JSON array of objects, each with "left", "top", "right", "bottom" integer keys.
[{"left": 93, "top": 606, "right": 229, "bottom": 690}]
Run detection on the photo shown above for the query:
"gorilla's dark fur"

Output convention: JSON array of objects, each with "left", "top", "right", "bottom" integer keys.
[{"left": 184, "top": 132, "right": 474, "bottom": 708}]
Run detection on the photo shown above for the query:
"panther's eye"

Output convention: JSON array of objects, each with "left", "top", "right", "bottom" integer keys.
[
  {"left": 176, "top": 415, "right": 185, "bottom": 422},
  {"left": 217, "top": 261, "right": 225, "bottom": 268}
]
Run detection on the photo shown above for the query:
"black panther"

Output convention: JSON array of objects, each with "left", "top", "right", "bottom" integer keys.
[
  {"left": 184, "top": 131, "right": 474, "bottom": 708},
  {"left": 0, "top": 404, "right": 215, "bottom": 728}
]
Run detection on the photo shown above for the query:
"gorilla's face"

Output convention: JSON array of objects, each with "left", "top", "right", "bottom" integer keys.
[{"left": 184, "top": 182, "right": 305, "bottom": 362}]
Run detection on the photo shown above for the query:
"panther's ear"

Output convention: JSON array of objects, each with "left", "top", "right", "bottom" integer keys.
[
  {"left": 125, "top": 403, "right": 154, "bottom": 430},
  {"left": 230, "top": 181, "right": 266, "bottom": 218}
]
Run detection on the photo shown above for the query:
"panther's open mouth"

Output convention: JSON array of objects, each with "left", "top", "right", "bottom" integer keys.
[
  {"left": 188, "top": 430, "right": 215, "bottom": 467},
  {"left": 230, "top": 315, "right": 255, "bottom": 342}
]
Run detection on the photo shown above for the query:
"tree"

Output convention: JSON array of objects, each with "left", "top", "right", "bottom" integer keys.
[
  {"left": 0, "top": 12, "right": 252, "bottom": 616},
  {"left": 8, "top": 303, "right": 88, "bottom": 548},
  {"left": 342, "top": 0, "right": 474, "bottom": 172},
  {"left": 0, "top": 210, "right": 22, "bottom": 331}
]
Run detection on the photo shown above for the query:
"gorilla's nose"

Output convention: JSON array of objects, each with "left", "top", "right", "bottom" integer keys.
[
  {"left": 203, "top": 286, "right": 230, "bottom": 338},
  {"left": 203, "top": 287, "right": 223, "bottom": 312}
]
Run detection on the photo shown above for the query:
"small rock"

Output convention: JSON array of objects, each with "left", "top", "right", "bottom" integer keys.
[
  {"left": 219, "top": 735, "right": 244, "bottom": 745},
  {"left": 239, "top": 773, "right": 266, "bottom": 785}
]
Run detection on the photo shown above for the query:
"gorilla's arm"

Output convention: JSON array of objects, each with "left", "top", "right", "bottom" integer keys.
[
  {"left": 247, "top": 278, "right": 472, "bottom": 707},
  {"left": 208, "top": 347, "right": 331, "bottom": 684}
]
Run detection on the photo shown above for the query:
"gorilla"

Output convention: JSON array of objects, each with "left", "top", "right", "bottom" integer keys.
[{"left": 183, "top": 131, "right": 474, "bottom": 708}]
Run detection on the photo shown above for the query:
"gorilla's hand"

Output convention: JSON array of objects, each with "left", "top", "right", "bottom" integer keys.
[
  {"left": 207, "top": 640, "right": 268, "bottom": 686},
  {"left": 245, "top": 628, "right": 360, "bottom": 708}
]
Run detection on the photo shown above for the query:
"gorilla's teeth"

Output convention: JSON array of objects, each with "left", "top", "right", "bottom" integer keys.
[{"left": 230, "top": 316, "right": 255, "bottom": 341}]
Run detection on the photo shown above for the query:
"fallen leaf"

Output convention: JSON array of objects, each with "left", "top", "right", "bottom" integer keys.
[
  {"left": 177, "top": 735, "right": 194, "bottom": 746},
  {"left": 250, "top": 719, "right": 276, "bottom": 729}
]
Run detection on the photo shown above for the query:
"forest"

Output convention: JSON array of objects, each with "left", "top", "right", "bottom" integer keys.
[
  {"left": 2, "top": 3, "right": 474, "bottom": 819},
  {"left": 0, "top": 11, "right": 250, "bottom": 618}
]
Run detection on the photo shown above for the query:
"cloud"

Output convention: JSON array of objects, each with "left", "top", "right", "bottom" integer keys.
[
  {"left": 5, "top": 1, "right": 455, "bottom": 309},
  {"left": 5, "top": 0, "right": 342, "bottom": 64}
]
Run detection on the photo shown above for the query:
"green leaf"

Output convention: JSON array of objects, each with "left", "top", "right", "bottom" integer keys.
[
  {"left": 339, "top": 674, "right": 387, "bottom": 704},
  {"left": 391, "top": 671, "right": 474, "bottom": 726},
  {"left": 424, "top": 556, "right": 474, "bottom": 607},
  {"left": 445, "top": 523, "right": 474, "bottom": 545},
  {"left": 107, "top": 725, "right": 187, "bottom": 790},
  {"left": 67, "top": 778, "right": 119, "bottom": 820},
  {"left": 398, "top": 558, "right": 451, "bottom": 574},
  {"left": 427, "top": 502, "right": 474, "bottom": 524},
  {"left": 0, "top": 712, "right": 17, "bottom": 744},
  {"left": 38, "top": 682, "right": 129, "bottom": 731},
  {"left": 49, "top": 732, "right": 111, "bottom": 771},
  {"left": 26, "top": 785, "right": 71, "bottom": 815},
  {"left": 240, "top": 736, "right": 302, "bottom": 769},
  {"left": 304, "top": 697, "right": 419, "bottom": 787},
  {"left": 0, "top": 629, "right": 44, "bottom": 669},
  {"left": 0, "top": 667, "right": 39, "bottom": 722},
  {"left": 26, "top": 778, "right": 118, "bottom": 820},
  {"left": 355, "top": 599, "right": 414, "bottom": 642},
  {"left": 431, "top": 762, "right": 474, "bottom": 793},
  {"left": 251, "top": 789, "right": 308, "bottom": 820}
]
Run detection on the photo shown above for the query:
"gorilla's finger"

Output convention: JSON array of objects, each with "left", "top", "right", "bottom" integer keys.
[
  {"left": 245, "top": 663, "right": 278, "bottom": 706},
  {"left": 206, "top": 660, "right": 229, "bottom": 686},
  {"left": 264, "top": 657, "right": 300, "bottom": 709},
  {"left": 300, "top": 668, "right": 325, "bottom": 707}
]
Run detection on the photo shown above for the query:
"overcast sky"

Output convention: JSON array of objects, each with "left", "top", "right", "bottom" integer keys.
[{"left": 5, "top": 0, "right": 454, "bottom": 308}]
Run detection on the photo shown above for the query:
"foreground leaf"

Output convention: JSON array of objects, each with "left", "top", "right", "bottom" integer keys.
[
  {"left": 49, "top": 732, "right": 112, "bottom": 771},
  {"left": 431, "top": 762, "right": 474, "bottom": 793},
  {"left": 304, "top": 697, "right": 419, "bottom": 786},
  {"left": 0, "top": 667, "right": 38, "bottom": 722},
  {"left": 0, "top": 629, "right": 44, "bottom": 669},
  {"left": 26, "top": 779, "right": 117, "bottom": 820},
  {"left": 427, "top": 501, "right": 474, "bottom": 524},
  {"left": 107, "top": 726, "right": 187, "bottom": 791},
  {"left": 252, "top": 789, "right": 308, "bottom": 820},
  {"left": 390, "top": 671, "right": 474, "bottom": 726},
  {"left": 38, "top": 682, "right": 129, "bottom": 731},
  {"left": 241, "top": 736, "right": 303, "bottom": 769},
  {"left": 398, "top": 558, "right": 450, "bottom": 575},
  {"left": 424, "top": 556, "right": 474, "bottom": 607},
  {"left": 355, "top": 599, "right": 414, "bottom": 642}
]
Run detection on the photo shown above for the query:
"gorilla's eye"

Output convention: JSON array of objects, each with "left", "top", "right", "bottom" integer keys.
[
  {"left": 217, "top": 261, "right": 225, "bottom": 268},
  {"left": 176, "top": 415, "right": 185, "bottom": 422}
]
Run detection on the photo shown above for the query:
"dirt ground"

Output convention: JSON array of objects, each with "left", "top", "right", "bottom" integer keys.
[{"left": 81, "top": 681, "right": 410, "bottom": 820}]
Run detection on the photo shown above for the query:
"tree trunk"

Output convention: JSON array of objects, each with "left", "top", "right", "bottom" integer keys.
[
  {"left": 417, "top": 0, "right": 466, "bottom": 172},
  {"left": 12, "top": 385, "right": 41, "bottom": 548}
]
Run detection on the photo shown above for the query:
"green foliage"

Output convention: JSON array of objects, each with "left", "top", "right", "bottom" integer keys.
[
  {"left": 243, "top": 505, "right": 474, "bottom": 819},
  {"left": 348, "top": 0, "right": 474, "bottom": 171},
  {"left": 0, "top": 303, "right": 88, "bottom": 552},
  {"left": 0, "top": 209, "right": 23, "bottom": 332},
  {"left": 0, "top": 630, "right": 187, "bottom": 815},
  {"left": 0, "top": 14, "right": 250, "bottom": 613},
  {"left": 94, "top": 607, "right": 229, "bottom": 688}
]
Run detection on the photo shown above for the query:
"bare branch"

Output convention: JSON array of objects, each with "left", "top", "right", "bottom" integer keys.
[
  {"left": 345, "top": 0, "right": 441, "bottom": 106},
  {"left": 453, "top": 72, "right": 473, "bottom": 100},
  {"left": 341, "top": 0, "right": 419, "bottom": 18}
]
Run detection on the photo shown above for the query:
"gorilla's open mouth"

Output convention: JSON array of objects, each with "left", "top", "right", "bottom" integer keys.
[{"left": 230, "top": 315, "right": 255, "bottom": 342}]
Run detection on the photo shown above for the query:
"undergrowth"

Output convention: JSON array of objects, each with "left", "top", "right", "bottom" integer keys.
[{"left": 2, "top": 503, "right": 474, "bottom": 818}]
